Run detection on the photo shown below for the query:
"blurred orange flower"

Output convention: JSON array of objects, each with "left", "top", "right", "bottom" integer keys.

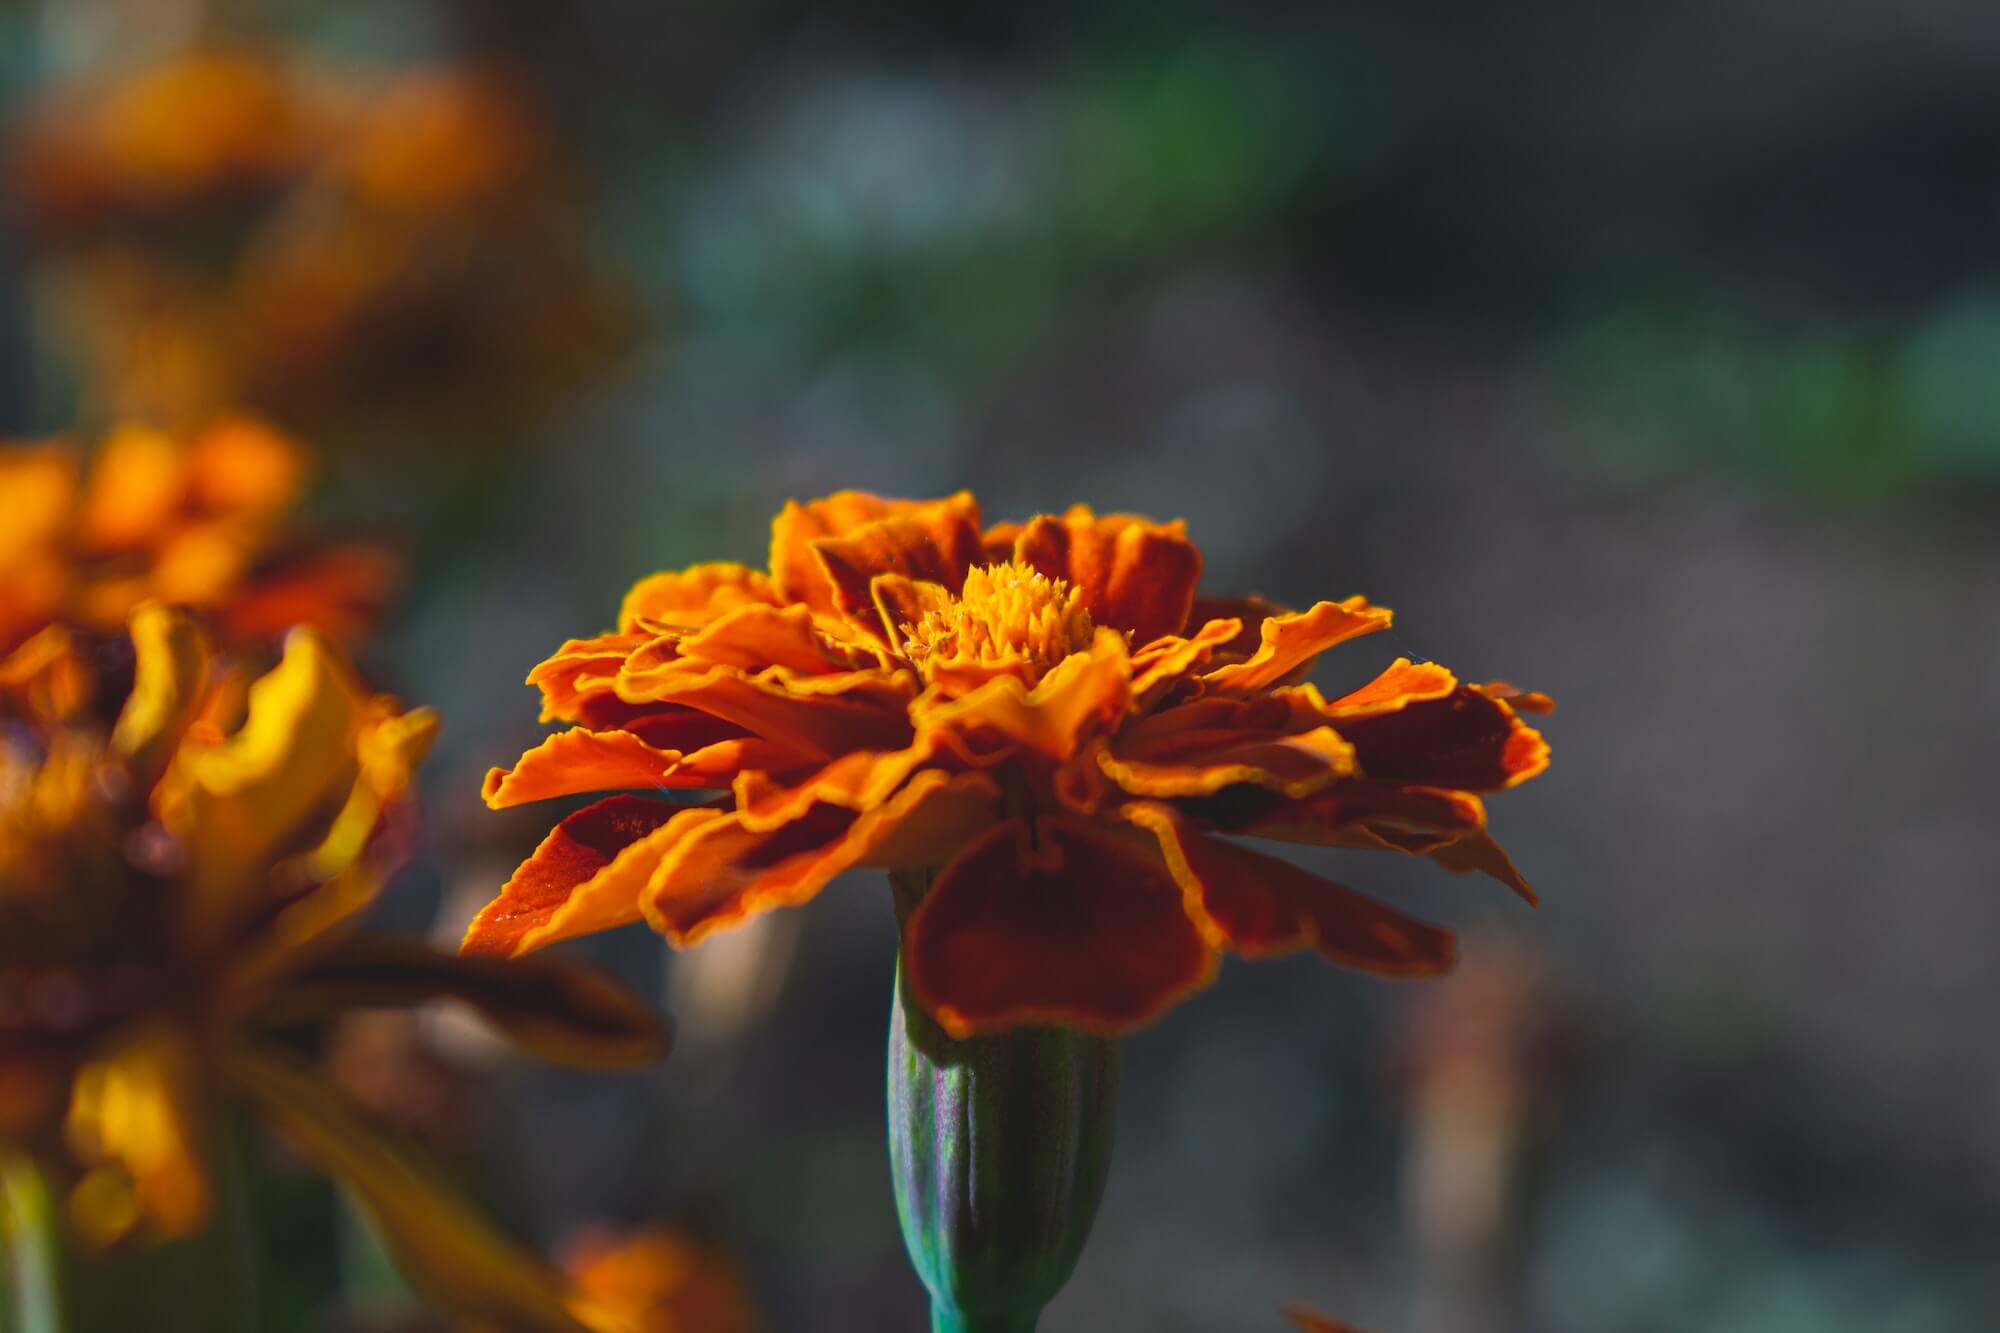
[
  {"left": 11, "top": 50, "right": 631, "bottom": 436},
  {"left": 1284, "top": 1308, "right": 1368, "bottom": 1333},
  {"left": 0, "top": 415, "right": 395, "bottom": 654},
  {"left": 465, "top": 493, "right": 1551, "bottom": 1038},
  {"left": 566, "top": 1227, "right": 759, "bottom": 1333},
  {"left": 0, "top": 607, "right": 663, "bottom": 1329}
]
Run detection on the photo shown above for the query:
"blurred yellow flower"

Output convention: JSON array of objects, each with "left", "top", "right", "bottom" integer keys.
[
  {"left": 0, "top": 415, "right": 396, "bottom": 654},
  {"left": 566, "top": 1227, "right": 760, "bottom": 1333},
  {"left": 0, "top": 606, "right": 665, "bottom": 1330}
]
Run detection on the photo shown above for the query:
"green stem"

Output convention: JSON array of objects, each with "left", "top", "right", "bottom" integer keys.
[
  {"left": 0, "top": 1153, "right": 65, "bottom": 1333},
  {"left": 930, "top": 1306, "right": 1042, "bottom": 1333}
]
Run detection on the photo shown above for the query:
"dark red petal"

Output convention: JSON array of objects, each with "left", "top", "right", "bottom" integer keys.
[
  {"left": 1131, "top": 804, "right": 1455, "bottom": 974},
  {"left": 1340, "top": 686, "right": 1549, "bottom": 791},
  {"left": 1011, "top": 507, "right": 1202, "bottom": 645},
  {"left": 903, "top": 817, "right": 1217, "bottom": 1037}
]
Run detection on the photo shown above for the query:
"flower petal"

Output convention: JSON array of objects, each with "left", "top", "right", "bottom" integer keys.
[
  {"left": 1127, "top": 803, "right": 1455, "bottom": 973},
  {"left": 1339, "top": 686, "right": 1550, "bottom": 790},
  {"left": 1097, "top": 724, "right": 1355, "bottom": 799},
  {"left": 461, "top": 796, "right": 720, "bottom": 957},
  {"left": 1129, "top": 615, "right": 1244, "bottom": 705},
  {"left": 1200, "top": 597, "right": 1392, "bottom": 694},
  {"left": 1011, "top": 505, "right": 1202, "bottom": 645},
  {"left": 1321, "top": 658, "right": 1457, "bottom": 718},
  {"left": 111, "top": 603, "right": 210, "bottom": 782},
  {"left": 616, "top": 661, "right": 913, "bottom": 757},
  {"left": 223, "top": 1043, "right": 599, "bottom": 1333},
  {"left": 730, "top": 739, "right": 940, "bottom": 831},
  {"left": 62, "top": 1027, "right": 210, "bottom": 1244},
  {"left": 1183, "top": 594, "right": 1285, "bottom": 649},
  {"left": 619, "top": 562, "right": 776, "bottom": 632},
  {"left": 481, "top": 727, "right": 796, "bottom": 809},
  {"left": 526, "top": 630, "right": 650, "bottom": 725},
  {"left": 644, "top": 769, "right": 1001, "bottom": 946},
  {"left": 812, "top": 510, "right": 989, "bottom": 643},
  {"left": 903, "top": 816, "right": 1217, "bottom": 1037},
  {"left": 1206, "top": 781, "right": 1489, "bottom": 855},
  {"left": 771, "top": 491, "right": 983, "bottom": 617},
  {"left": 266, "top": 937, "right": 667, "bottom": 1069},
  {"left": 676, "top": 601, "right": 874, "bottom": 674},
  {"left": 215, "top": 543, "right": 400, "bottom": 645},
  {"left": 916, "top": 627, "right": 1132, "bottom": 762}
]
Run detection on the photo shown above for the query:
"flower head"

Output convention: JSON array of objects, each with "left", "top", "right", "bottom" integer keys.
[
  {"left": 0, "top": 415, "right": 395, "bottom": 654},
  {"left": 0, "top": 607, "right": 662, "bottom": 1329},
  {"left": 465, "top": 492, "right": 1552, "bottom": 1038}
]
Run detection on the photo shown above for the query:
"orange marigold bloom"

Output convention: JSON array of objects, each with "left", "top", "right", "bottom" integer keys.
[
  {"left": 0, "top": 607, "right": 662, "bottom": 1330},
  {"left": 465, "top": 493, "right": 1552, "bottom": 1037},
  {"left": 0, "top": 415, "right": 395, "bottom": 654}
]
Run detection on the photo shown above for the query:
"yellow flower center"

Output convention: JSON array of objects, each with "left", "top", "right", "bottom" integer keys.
[{"left": 901, "top": 561, "right": 1095, "bottom": 679}]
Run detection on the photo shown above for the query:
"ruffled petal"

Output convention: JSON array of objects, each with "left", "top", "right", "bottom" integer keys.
[
  {"left": 730, "top": 739, "right": 940, "bottom": 831},
  {"left": 1011, "top": 505, "right": 1202, "bottom": 646},
  {"left": 481, "top": 727, "right": 797, "bottom": 808},
  {"left": 1127, "top": 803, "right": 1455, "bottom": 973},
  {"left": 915, "top": 627, "right": 1132, "bottom": 762},
  {"left": 1340, "top": 686, "right": 1550, "bottom": 790},
  {"left": 1200, "top": 597, "right": 1392, "bottom": 694},
  {"left": 1321, "top": 658, "right": 1457, "bottom": 718},
  {"left": 619, "top": 562, "right": 776, "bottom": 632},
  {"left": 111, "top": 603, "right": 210, "bottom": 782},
  {"left": 1096, "top": 724, "right": 1355, "bottom": 799},
  {"left": 461, "top": 796, "right": 718, "bottom": 957},
  {"left": 1129, "top": 615, "right": 1244, "bottom": 706},
  {"left": 266, "top": 937, "right": 667, "bottom": 1069},
  {"left": 676, "top": 601, "right": 876, "bottom": 674},
  {"left": 812, "top": 510, "right": 989, "bottom": 643},
  {"left": 525, "top": 630, "right": 650, "bottom": 725},
  {"left": 615, "top": 661, "right": 913, "bottom": 758},
  {"left": 644, "top": 769, "right": 1001, "bottom": 946},
  {"left": 771, "top": 491, "right": 983, "bottom": 618},
  {"left": 1183, "top": 594, "right": 1285, "bottom": 650},
  {"left": 902, "top": 816, "right": 1217, "bottom": 1037}
]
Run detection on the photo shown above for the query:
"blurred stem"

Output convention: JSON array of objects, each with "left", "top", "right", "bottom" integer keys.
[{"left": 0, "top": 1153, "right": 65, "bottom": 1333}]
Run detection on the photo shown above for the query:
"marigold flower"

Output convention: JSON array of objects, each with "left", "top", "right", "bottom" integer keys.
[
  {"left": 0, "top": 606, "right": 663, "bottom": 1330},
  {"left": 465, "top": 492, "right": 1551, "bottom": 1038},
  {"left": 564, "top": 1227, "right": 760, "bottom": 1333},
  {"left": 0, "top": 415, "right": 396, "bottom": 654}
]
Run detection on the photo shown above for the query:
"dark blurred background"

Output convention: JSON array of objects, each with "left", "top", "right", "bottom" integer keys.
[{"left": 3, "top": 1, "right": 1997, "bottom": 1330}]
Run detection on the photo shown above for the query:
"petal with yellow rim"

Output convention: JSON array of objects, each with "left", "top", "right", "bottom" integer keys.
[
  {"left": 812, "top": 512, "right": 989, "bottom": 643},
  {"left": 1127, "top": 802, "right": 1455, "bottom": 974},
  {"left": 916, "top": 627, "right": 1132, "bottom": 763},
  {"left": 1200, "top": 597, "right": 1392, "bottom": 694},
  {"left": 644, "top": 769, "right": 1001, "bottom": 947},
  {"left": 526, "top": 630, "right": 650, "bottom": 725},
  {"left": 619, "top": 562, "right": 777, "bottom": 632},
  {"left": 461, "top": 796, "right": 721, "bottom": 958},
  {"left": 1339, "top": 686, "right": 1550, "bottom": 791},
  {"left": 1097, "top": 723, "right": 1356, "bottom": 799},
  {"left": 771, "top": 491, "right": 983, "bottom": 617},
  {"left": 1011, "top": 505, "right": 1203, "bottom": 646},
  {"left": 902, "top": 816, "right": 1217, "bottom": 1038},
  {"left": 482, "top": 727, "right": 800, "bottom": 809},
  {"left": 616, "top": 661, "right": 913, "bottom": 758}
]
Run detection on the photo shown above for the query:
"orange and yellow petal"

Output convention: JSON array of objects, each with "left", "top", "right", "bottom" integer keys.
[
  {"left": 461, "top": 795, "right": 717, "bottom": 957},
  {"left": 1184, "top": 593, "right": 1285, "bottom": 650},
  {"left": 526, "top": 630, "right": 651, "bottom": 724},
  {"left": 644, "top": 769, "right": 1001, "bottom": 947},
  {"left": 771, "top": 490, "right": 983, "bottom": 618},
  {"left": 616, "top": 660, "right": 913, "bottom": 758},
  {"left": 482, "top": 727, "right": 799, "bottom": 809},
  {"left": 811, "top": 512, "right": 989, "bottom": 644},
  {"left": 916, "top": 627, "right": 1132, "bottom": 763},
  {"left": 1010, "top": 504, "right": 1202, "bottom": 646},
  {"left": 1200, "top": 597, "right": 1392, "bottom": 694},
  {"left": 1320, "top": 658, "right": 1457, "bottom": 718},
  {"left": 619, "top": 562, "right": 778, "bottom": 632},
  {"left": 1096, "top": 723, "right": 1356, "bottom": 800},
  {"left": 902, "top": 816, "right": 1217, "bottom": 1037},
  {"left": 1128, "top": 803, "right": 1455, "bottom": 974}
]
